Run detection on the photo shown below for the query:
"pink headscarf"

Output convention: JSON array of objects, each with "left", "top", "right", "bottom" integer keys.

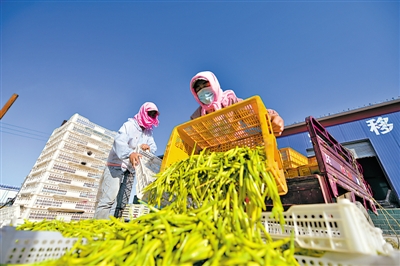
[
  {"left": 190, "top": 71, "right": 241, "bottom": 116},
  {"left": 133, "top": 102, "right": 159, "bottom": 129}
]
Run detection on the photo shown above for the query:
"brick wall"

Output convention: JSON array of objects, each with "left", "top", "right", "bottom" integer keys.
[{"left": 369, "top": 208, "right": 400, "bottom": 235}]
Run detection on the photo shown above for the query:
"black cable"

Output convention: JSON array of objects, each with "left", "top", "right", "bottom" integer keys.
[
  {"left": 0, "top": 126, "right": 49, "bottom": 139},
  {"left": 0, "top": 195, "right": 17, "bottom": 210},
  {"left": 0, "top": 130, "right": 48, "bottom": 142},
  {"left": 0, "top": 122, "right": 50, "bottom": 141},
  {"left": 0, "top": 122, "right": 49, "bottom": 135}
]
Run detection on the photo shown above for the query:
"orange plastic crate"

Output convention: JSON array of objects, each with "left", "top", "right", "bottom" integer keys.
[
  {"left": 279, "top": 147, "right": 308, "bottom": 169},
  {"left": 161, "top": 96, "right": 288, "bottom": 195},
  {"left": 308, "top": 156, "right": 318, "bottom": 166}
]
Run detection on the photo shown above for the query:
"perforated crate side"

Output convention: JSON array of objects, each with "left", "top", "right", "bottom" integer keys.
[
  {"left": 19, "top": 182, "right": 41, "bottom": 195},
  {"left": 0, "top": 206, "right": 21, "bottom": 227},
  {"left": 279, "top": 147, "right": 308, "bottom": 169},
  {"left": 31, "top": 195, "right": 95, "bottom": 211},
  {"left": 14, "top": 195, "right": 32, "bottom": 206},
  {"left": 73, "top": 123, "right": 115, "bottom": 144},
  {"left": 122, "top": 204, "right": 150, "bottom": 220},
  {"left": 135, "top": 151, "right": 162, "bottom": 199},
  {"left": 45, "top": 172, "right": 98, "bottom": 189},
  {"left": 0, "top": 226, "right": 84, "bottom": 264},
  {"left": 51, "top": 160, "right": 103, "bottom": 178},
  {"left": 285, "top": 168, "right": 300, "bottom": 178},
  {"left": 295, "top": 250, "right": 400, "bottom": 266},
  {"left": 261, "top": 199, "right": 393, "bottom": 255},
  {"left": 25, "top": 208, "right": 94, "bottom": 222},
  {"left": 38, "top": 183, "right": 97, "bottom": 200},
  {"left": 297, "top": 165, "right": 312, "bottom": 176}
]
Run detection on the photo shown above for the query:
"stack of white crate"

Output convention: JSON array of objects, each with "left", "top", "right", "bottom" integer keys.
[
  {"left": 12, "top": 113, "right": 116, "bottom": 223},
  {"left": 121, "top": 204, "right": 150, "bottom": 221},
  {"left": 262, "top": 199, "right": 398, "bottom": 265}
]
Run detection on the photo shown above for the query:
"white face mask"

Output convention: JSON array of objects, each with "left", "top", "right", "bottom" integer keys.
[{"left": 197, "top": 87, "right": 214, "bottom": 104}]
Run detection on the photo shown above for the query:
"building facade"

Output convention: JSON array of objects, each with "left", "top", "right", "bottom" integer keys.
[
  {"left": 13, "top": 113, "right": 116, "bottom": 222},
  {"left": 276, "top": 98, "right": 400, "bottom": 206},
  {"left": 0, "top": 184, "right": 19, "bottom": 206}
]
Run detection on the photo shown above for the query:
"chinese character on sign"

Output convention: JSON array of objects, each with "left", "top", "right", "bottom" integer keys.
[
  {"left": 366, "top": 117, "right": 393, "bottom": 135},
  {"left": 324, "top": 153, "right": 332, "bottom": 165}
]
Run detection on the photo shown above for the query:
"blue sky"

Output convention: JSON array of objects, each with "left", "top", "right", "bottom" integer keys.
[{"left": 1, "top": 0, "right": 399, "bottom": 188}]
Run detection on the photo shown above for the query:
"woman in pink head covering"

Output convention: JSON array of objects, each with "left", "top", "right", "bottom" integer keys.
[
  {"left": 134, "top": 102, "right": 160, "bottom": 130},
  {"left": 94, "top": 102, "right": 160, "bottom": 219},
  {"left": 190, "top": 71, "right": 284, "bottom": 136}
]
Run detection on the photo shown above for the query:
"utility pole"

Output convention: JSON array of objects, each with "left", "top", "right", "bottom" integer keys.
[{"left": 0, "top": 93, "right": 19, "bottom": 120}]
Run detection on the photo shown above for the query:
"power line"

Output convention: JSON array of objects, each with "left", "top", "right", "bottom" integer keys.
[
  {"left": 0, "top": 130, "right": 48, "bottom": 142},
  {"left": 0, "top": 122, "right": 49, "bottom": 135},
  {"left": 0, "top": 125, "right": 49, "bottom": 139},
  {"left": 0, "top": 122, "right": 50, "bottom": 141}
]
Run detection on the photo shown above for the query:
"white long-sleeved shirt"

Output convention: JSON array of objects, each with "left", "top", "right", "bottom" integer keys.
[{"left": 107, "top": 118, "right": 157, "bottom": 172}]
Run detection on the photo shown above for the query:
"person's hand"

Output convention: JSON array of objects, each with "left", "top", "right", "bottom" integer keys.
[
  {"left": 268, "top": 110, "right": 284, "bottom": 137},
  {"left": 140, "top": 144, "right": 150, "bottom": 151},
  {"left": 129, "top": 152, "right": 142, "bottom": 167},
  {"left": 271, "top": 115, "right": 284, "bottom": 136}
]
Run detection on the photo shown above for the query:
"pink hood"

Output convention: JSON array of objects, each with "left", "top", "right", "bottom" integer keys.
[
  {"left": 190, "top": 71, "right": 240, "bottom": 116},
  {"left": 133, "top": 102, "right": 159, "bottom": 129}
]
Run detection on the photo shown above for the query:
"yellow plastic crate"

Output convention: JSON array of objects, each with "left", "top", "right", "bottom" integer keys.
[
  {"left": 285, "top": 168, "right": 300, "bottom": 178},
  {"left": 296, "top": 164, "right": 321, "bottom": 177},
  {"left": 298, "top": 165, "right": 312, "bottom": 176},
  {"left": 310, "top": 165, "right": 319, "bottom": 174},
  {"left": 161, "top": 96, "right": 288, "bottom": 195},
  {"left": 279, "top": 147, "right": 308, "bottom": 169}
]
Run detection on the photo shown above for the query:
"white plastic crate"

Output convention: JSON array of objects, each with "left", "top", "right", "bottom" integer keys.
[
  {"left": 21, "top": 208, "right": 94, "bottom": 222},
  {"left": 135, "top": 151, "right": 162, "bottom": 200},
  {"left": 62, "top": 142, "right": 108, "bottom": 161},
  {"left": 30, "top": 195, "right": 95, "bottom": 211},
  {"left": 0, "top": 226, "right": 84, "bottom": 264},
  {"left": 36, "top": 183, "right": 97, "bottom": 200},
  {"left": 121, "top": 204, "right": 150, "bottom": 220},
  {"left": 261, "top": 199, "right": 393, "bottom": 255},
  {"left": 295, "top": 250, "right": 400, "bottom": 266},
  {"left": 51, "top": 160, "right": 103, "bottom": 178},
  {"left": 13, "top": 195, "right": 33, "bottom": 207},
  {"left": 64, "top": 131, "right": 111, "bottom": 153},
  {"left": 0, "top": 205, "right": 21, "bottom": 227},
  {"left": 46, "top": 174, "right": 98, "bottom": 190}
]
